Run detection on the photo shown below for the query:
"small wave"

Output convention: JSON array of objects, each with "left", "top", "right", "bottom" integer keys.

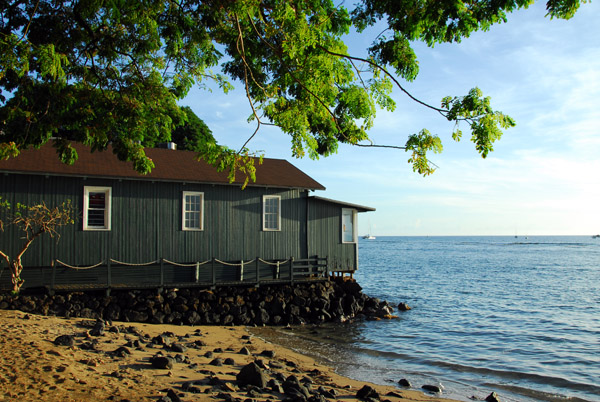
[
  {"left": 331, "top": 345, "right": 600, "bottom": 398},
  {"left": 504, "top": 242, "right": 593, "bottom": 247},
  {"left": 484, "top": 382, "right": 595, "bottom": 402}
]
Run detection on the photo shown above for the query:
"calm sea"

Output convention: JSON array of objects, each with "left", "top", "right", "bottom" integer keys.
[{"left": 254, "top": 236, "right": 600, "bottom": 402}]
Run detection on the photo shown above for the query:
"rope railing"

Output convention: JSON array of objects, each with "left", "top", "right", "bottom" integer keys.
[
  {"left": 55, "top": 259, "right": 105, "bottom": 270},
  {"left": 214, "top": 258, "right": 256, "bottom": 266},
  {"left": 162, "top": 259, "right": 211, "bottom": 267},
  {"left": 4, "top": 256, "right": 332, "bottom": 293},
  {"left": 109, "top": 259, "right": 160, "bottom": 266},
  {"left": 258, "top": 258, "right": 290, "bottom": 265}
]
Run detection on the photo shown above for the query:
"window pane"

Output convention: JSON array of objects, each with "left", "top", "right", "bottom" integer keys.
[
  {"left": 264, "top": 197, "right": 279, "bottom": 230},
  {"left": 87, "top": 209, "right": 105, "bottom": 227},
  {"left": 343, "top": 210, "right": 354, "bottom": 242},
  {"left": 87, "top": 192, "right": 106, "bottom": 227},
  {"left": 84, "top": 187, "right": 111, "bottom": 230},
  {"left": 184, "top": 193, "right": 202, "bottom": 229},
  {"left": 89, "top": 192, "right": 105, "bottom": 208}
]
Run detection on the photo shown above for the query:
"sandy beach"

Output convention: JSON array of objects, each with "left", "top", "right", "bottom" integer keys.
[{"left": 0, "top": 308, "right": 462, "bottom": 402}]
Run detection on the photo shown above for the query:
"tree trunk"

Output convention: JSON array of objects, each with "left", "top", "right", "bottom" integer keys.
[{"left": 10, "top": 260, "right": 24, "bottom": 294}]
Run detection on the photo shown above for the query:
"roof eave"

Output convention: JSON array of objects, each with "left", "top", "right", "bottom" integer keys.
[{"left": 310, "top": 196, "right": 375, "bottom": 212}]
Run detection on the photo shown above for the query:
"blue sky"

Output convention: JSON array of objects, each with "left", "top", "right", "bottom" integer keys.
[{"left": 183, "top": 2, "right": 600, "bottom": 236}]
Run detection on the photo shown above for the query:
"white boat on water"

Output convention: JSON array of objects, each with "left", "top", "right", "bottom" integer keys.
[{"left": 362, "top": 221, "right": 376, "bottom": 239}]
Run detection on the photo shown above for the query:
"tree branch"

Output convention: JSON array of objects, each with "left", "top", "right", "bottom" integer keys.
[{"left": 316, "top": 45, "right": 447, "bottom": 114}]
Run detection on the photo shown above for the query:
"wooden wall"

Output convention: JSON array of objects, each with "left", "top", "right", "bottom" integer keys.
[
  {"left": 0, "top": 173, "right": 309, "bottom": 267},
  {"left": 307, "top": 197, "right": 358, "bottom": 272}
]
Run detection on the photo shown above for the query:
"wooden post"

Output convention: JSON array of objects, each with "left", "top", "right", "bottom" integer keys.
[
  {"left": 159, "top": 258, "right": 164, "bottom": 288},
  {"left": 107, "top": 259, "right": 112, "bottom": 289},
  {"left": 50, "top": 260, "right": 56, "bottom": 295},
  {"left": 289, "top": 257, "right": 294, "bottom": 284},
  {"left": 255, "top": 258, "right": 260, "bottom": 285},
  {"left": 240, "top": 260, "right": 244, "bottom": 281},
  {"left": 211, "top": 258, "right": 216, "bottom": 286},
  {"left": 195, "top": 262, "right": 200, "bottom": 283}
]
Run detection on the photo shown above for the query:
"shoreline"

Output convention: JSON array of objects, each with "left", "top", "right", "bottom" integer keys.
[{"left": 0, "top": 309, "right": 463, "bottom": 402}]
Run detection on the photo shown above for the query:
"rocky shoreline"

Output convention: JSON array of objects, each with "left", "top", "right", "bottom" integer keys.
[
  {"left": 1, "top": 309, "right": 464, "bottom": 402},
  {"left": 0, "top": 277, "right": 397, "bottom": 326}
]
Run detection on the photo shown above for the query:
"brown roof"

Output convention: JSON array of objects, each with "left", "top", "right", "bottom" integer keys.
[{"left": 0, "top": 142, "right": 326, "bottom": 190}]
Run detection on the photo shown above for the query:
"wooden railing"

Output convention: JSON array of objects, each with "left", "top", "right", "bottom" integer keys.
[{"left": 0, "top": 256, "right": 330, "bottom": 293}]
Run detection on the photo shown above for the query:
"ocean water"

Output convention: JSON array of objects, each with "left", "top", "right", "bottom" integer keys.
[{"left": 255, "top": 236, "right": 600, "bottom": 402}]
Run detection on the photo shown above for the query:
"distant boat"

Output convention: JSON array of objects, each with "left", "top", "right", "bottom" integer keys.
[
  {"left": 363, "top": 222, "right": 376, "bottom": 239},
  {"left": 593, "top": 234, "right": 600, "bottom": 239}
]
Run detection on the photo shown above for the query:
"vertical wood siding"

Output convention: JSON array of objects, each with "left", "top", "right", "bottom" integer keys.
[
  {"left": 0, "top": 173, "right": 313, "bottom": 268},
  {"left": 307, "top": 198, "right": 358, "bottom": 271}
]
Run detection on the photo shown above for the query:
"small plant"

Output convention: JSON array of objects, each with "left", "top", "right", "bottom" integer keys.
[{"left": 0, "top": 197, "right": 75, "bottom": 294}]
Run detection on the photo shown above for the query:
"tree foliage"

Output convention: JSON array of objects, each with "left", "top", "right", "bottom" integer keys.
[
  {"left": 0, "top": 198, "right": 75, "bottom": 293},
  {"left": 0, "top": 0, "right": 584, "bottom": 177}
]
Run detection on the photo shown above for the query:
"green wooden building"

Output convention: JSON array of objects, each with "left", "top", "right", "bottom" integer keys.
[{"left": 0, "top": 143, "right": 374, "bottom": 291}]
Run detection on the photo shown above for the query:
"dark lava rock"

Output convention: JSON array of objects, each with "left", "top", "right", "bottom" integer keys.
[
  {"left": 283, "top": 375, "right": 311, "bottom": 400},
  {"left": 356, "top": 385, "right": 379, "bottom": 400},
  {"left": 260, "top": 350, "right": 276, "bottom": 358},
  {"left": 239, "top": 347, "right": 251, "bottom": 355},
  {"left": 224, "top": 357, "right": 235, "bottom": 365},
  {"left": 247, "top": 388, "right": 262, "bottom": 398},
  {"left": 166, "top": 389, "right": 182, "bottom": 402},
  {"left": 208, "top": 376, "right": 226, "bottom": 387},
  {"left": 397, "top": 302, "right": 411, "bottom": 311},
  {"left": 317, "top": 386, "right": 337, "bottom": 399},
  {"left": 485, "top": 392, "right": 501, "bottom": 402},
  {"left": 79, "top": 341, "right": 99, "bottom": 351},
  {"left": 151, "top": 356, "right": 174, "bottom": 369},
  {"left": 174, "top": 354, "right": 189, "bottom": 364},
  {"left": 210, "top": 358, "right": 224, "bottom": 366},
  {"left": 216, "top": 392, "right": 237, "bottom": 402},
  {"left": 90, "top": 319, "right": 105, "bottom": 336},
  {"left": 268, "top": 379, "right": 284, "bottom": 394},
  {"left": 170, "top": 343, "right": 187, "bottom": 353},
  {"left": 111, "top": 346, "right": 131, "bottom": 357},
  {"left": 422, "top": 384, "right": 442, "bottom": 393},
  {"left": 236, "top": 362, "right": 268, "bottom": 388},
  {"left": 53, "top": 335, "right": 74, "bottom": 347},
  {"left": 398, "top": 378, "right": 411, "bottom": 387},
  {"left": 152, "top": 334, "right": 172, "bottom": 346}
]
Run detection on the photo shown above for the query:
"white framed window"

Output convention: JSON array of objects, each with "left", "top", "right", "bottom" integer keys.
[
  {"left": 342, "top": 208, "right": 357, "bottom": 243},
  {"left": 263, "top": 195, "right": 281, "bottom": 231},
  {"left": 83, "top": 186, "right": 112, "bottom": 231},
  {"left": 182, "top": 191, "right": 204, "bottom": 230}
]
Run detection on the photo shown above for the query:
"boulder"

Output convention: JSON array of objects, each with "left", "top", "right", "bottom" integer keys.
[
  {"left": 209, "top": 358, "right": 223, "bottom": 366},
  {"left": 356, "top": 385, "right": 379, "bottom": 400},
  {"left": 397, "top": 378, "right": 411, "bottom": 387},
  {"left": 53, "top": 335, "right": 74, "bottom": 347},
  {"left": 422, "top": 384, "right": 442, "bottom": 393},
  {"left": 283, "top": 375, "right": 311, "bottom": 400},
  {"left": 236, "top": 362, "right": 268, "bottom": 388},
  {"left": 485, "top": 392, "right": 501, "bottom": 402},
  {"left": 151, "top": 356, "right": 174, "bottom": 369}
]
